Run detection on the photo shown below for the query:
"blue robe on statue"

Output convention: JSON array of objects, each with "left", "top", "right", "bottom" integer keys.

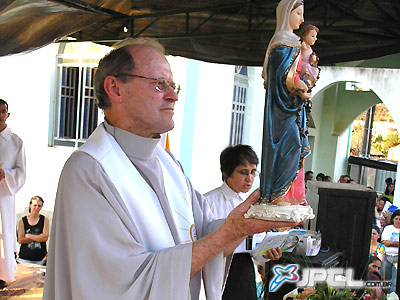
[{"left": 260, "top": 45, "right": 310, "bottom": 203}]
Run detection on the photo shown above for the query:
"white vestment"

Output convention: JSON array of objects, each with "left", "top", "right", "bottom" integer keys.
[
  {"left": 205, "top": 183, "right": 265, "bottom": 253},
  {"left": 43, "top": 123, "right": 227, "bottom": 300},
  {"left": 0, "top": 126, "right": 26, "bottom": 281}
]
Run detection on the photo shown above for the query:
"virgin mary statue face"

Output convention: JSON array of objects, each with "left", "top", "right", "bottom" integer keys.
[{"left": 289, "top": 4, "right": 304, "bottom": 31}]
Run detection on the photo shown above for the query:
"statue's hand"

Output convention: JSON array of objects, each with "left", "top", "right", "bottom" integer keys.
[
  {"left": 293, "top": 80, "right": 311, "bottom": 99},
  {"left": 299, "top": 90, "right": 312, "bottom": 100},
  {"left": 293, "top": 88, "right": 311, "bottom": 100}
]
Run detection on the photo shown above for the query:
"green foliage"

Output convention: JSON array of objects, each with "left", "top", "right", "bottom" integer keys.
[
  {"left": 303, "top": 282, "right": 365, "bottom": 300},
  {"left": 372, "top": 131, "right": 400, "bottom": 157},
  {"left": 351, "top": 103, "right": 399, "bottom": 159}
]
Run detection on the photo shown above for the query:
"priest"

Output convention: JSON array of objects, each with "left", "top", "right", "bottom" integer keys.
[{"left": 43, "top": 38, "right": 298, "bottom": 300}]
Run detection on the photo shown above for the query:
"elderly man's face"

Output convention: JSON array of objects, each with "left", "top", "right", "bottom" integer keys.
[{"left": 117, "top": 46, "right": 178, "bottom": 137}]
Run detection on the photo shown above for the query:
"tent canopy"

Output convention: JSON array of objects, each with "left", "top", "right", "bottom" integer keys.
[{"left": 2, "top": 0, "right": 400, "bottom": 65}]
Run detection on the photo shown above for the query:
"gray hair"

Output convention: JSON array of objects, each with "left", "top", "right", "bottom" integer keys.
[{"left": 94, "top": 38, "right": 166, "bottom": 109}]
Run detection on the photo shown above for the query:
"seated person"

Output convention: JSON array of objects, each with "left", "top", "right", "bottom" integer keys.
[
  {"left": 381, "top": 210, "right": 400, "bottom": 293},
  {"left": 370, "top": 224, "right": 385, "bottom": 262},
  {"left": 365, "top": 256, "right": 385, "bottom": 300},
  {"left": 376, "top": 197, "right": 392, "bottom": 228},
  {"left": 17, "top": 196, "right": 49, "bottom": 265}
]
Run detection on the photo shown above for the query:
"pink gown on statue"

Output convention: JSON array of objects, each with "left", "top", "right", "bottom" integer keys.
[
  {"left": 281, "top": 167, "right": 306, "bottom": 205},
  {"left": 280, "top": 55, "right": 307, "bottom": 206},
  {"left": 300, "top": 47, "right": 319, "bottom": 82}
]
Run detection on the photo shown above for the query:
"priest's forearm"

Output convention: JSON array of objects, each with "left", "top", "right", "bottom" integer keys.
[
  {"left": 223, "top": 237, "right": 246, "bottom": 257},
  {"left": 191, "top": 189, "right": 299, "bottom": 277},
  {"left": 191, "top": 222, "right": 243, "bottom": 277}
]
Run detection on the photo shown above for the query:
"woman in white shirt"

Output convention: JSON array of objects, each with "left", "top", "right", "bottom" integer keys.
[
  {"left": 205, "top": 144, "right": 281, "bottom": 300},
  {"left": 381, "top": 209, "right": 400, "bottom": 293}
]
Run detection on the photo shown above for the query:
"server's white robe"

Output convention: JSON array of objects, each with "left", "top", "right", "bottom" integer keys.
[
  {"left": 0, "top": 126, "right": 26, "bottom": 281},
  {"left": 43, "top": 123, "right": 228, "bottom": 300}
]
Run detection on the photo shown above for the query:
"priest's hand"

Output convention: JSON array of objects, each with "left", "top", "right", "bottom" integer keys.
[
  {"left": 0, "top": 169, "right": 4, "bottom": 181},
  {"left": 190, "top": 190, "right": 300, "bottom": 277}
]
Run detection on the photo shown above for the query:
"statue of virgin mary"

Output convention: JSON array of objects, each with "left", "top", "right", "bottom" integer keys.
[{"left": 246, "top": 0, "right": 314, "bottom": 222}]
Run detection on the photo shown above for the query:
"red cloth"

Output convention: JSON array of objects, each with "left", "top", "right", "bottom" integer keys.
[
  {"left": 281, "top": 167, "right": 307, "bottom": 205},
  {"left": 293, "top": 52, "right": 302, "bottom": 83}
]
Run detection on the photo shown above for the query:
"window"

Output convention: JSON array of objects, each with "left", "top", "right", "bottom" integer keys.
[
  {"left": 54, "top": 66, "right": 98, "bottom": 147},
  {"left": 229, "top": 66, "right": 248, "bottom": 145}
]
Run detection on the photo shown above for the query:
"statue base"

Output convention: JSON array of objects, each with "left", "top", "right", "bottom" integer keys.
[{"left": 244, "top": 204, "right": 314, "bottom": 223}]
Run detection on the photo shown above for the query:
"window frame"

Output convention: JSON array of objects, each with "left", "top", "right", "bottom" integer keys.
[{"left": 53, "top": 62, "right": 99, "bottom": 148}]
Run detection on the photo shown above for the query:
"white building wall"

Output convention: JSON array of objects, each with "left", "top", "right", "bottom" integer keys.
[
  {"left": 241, "top": 66, "right": 265, "bottom": 192},
  {"left": 0, "top": 44, "right": 74, "bottom": 214},
  {"left": 334, "top": 127, "right": 351, "bottom": 180},
  {"left": 189, "top": 62, "right": 235, "bottom": 194},
  {"left": 165, "top": 55, "right": 188, "bottom": 159}
]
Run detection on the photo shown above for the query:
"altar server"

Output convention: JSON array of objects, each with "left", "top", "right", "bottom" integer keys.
[{"left": 0, "top": 99, "right": 26, "bottom": 288}]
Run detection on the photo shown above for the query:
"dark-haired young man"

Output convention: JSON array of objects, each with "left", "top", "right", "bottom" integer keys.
[{"left": 0, "top": 99, "right": 26, "bottom": 289}]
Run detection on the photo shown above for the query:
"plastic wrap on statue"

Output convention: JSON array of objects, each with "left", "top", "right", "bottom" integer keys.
[{"left": 246, "top": 0, "right": 315, "bottom": 222}]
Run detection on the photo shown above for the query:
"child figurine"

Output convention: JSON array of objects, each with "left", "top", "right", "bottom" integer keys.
[{"left": 299, "top": 24, "right": 320, "bottom": 90}]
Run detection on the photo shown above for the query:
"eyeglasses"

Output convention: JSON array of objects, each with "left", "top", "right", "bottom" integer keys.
[
  {"left": 113, "top": 73, "right": 181, "bottom": 94},
  {"left": 235, "top": 169, "right": 260, "bottom": 178}
]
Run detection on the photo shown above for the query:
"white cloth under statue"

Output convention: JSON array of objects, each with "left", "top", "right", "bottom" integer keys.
[
  {"left": 0, "top": 126, "right": 26, "bottom": 281},
  {"left": 43, "top": 122, "right": 228, "bottom": 300}
]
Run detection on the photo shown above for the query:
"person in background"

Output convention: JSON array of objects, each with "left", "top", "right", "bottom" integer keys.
[
  {"left": 381, "top": 209, "right": 400, "bottom": 293},
  {"left": 370, "top": 224, "right": 385, "bottom": 262},
  {"left": 17, "top": 196, "right": 49, "bottom": 265},
  {"left": 305, "top": 171, "right": 313, "bottom": 188},
  {"left": 385, "top": 177, "right": 393, "bottom": 187},
  {"left": 0, "top": 99, "right": 26, "bottom": 289},
  {"left": 365, "top": 256, "right": 384, "bottom": 300},
  {"left": 376, "top": 197, "right": 392, "bottom": 229},
  {"left": 339, "top": 175, "right": 350, "bottom": 183},
  {"left": 256, "top": 264, "right": 266, "bottom": 299},
  {"left": 205, "top": 144, "right": 282, "bottom": 300},
  {"left": 315, "top": 173, "right": 324, "bottom": 182},
  {"left": 323, "top": 175, "right": 332, "bottom": 182},
  {"left": 381, "top": 183, "right": 395, "bottom": 204}
]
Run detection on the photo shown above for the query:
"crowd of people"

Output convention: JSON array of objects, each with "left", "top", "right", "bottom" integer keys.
[
  {"left": 304, "top": 170, "right": 333, "bottom": 188},
  {"left": 368, "top": 177, "right": 398, "bottom": 298},
  {"left": 304, "top": 171, "right": 397, "bottom": 299}
]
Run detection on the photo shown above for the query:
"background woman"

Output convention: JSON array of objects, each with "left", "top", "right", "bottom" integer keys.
[
  {"left": 260, "top": 0, "right": 310, "bottom": 205},
  {"left": 381, "top": 209, "right": 400, "bottom": 293},
  {"left": 381, "top": 183, "right": 395, "bottom": 204},
  {"left": 205, "top": 145, "right": 281, "bottom": 300},
  {"left": 17, "top": 196, "right": 49, "bottom": 265},
  {"left": 370, "top": 224, "right": 385, "bottom": 262}
]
